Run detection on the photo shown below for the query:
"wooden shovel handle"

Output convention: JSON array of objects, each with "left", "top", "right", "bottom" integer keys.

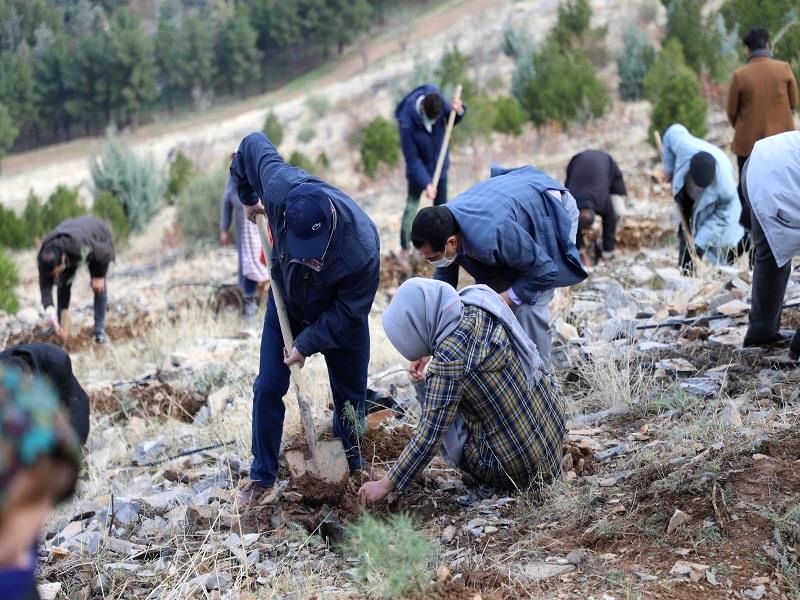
[
  {"left": 254, "top": 213, "right": 318, "bottom": 454},
  {"left": 427, "top": 84, "right": 462, "bottom": 203}
]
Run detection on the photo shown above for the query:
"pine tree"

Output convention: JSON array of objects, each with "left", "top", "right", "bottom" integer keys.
[
  {"left": 33, "top": 28, "right": 74, "bottom": 139},
  {"left": 181, "top": 14, "right": 217, "bottom": 101},
  {"left": 618, "top": 26, "right": 656, "bottom": 101},
  {"left": 217, "top": 10, "right": 261, "bottom": 94},
  {"left": 0, "top": 103, "right": 18, "bottom": 166},
  {"left": 155, "top": 0, "right": 188, "bottom": 109},
  {"left": 108, "top": 9, "right": 157, "bottom": 125},
  {"left": 644, "top": 39, "right": 708, "bottom": 142},
  {"left": 663, "top": 0, "right": 726, "bottom": 79}
]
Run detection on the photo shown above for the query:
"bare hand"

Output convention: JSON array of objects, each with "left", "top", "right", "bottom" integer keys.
[
  {"left": 284, "top": 346, "right": 306, "bottom": 369},
  {"left": 244, "top": 201, "right": 266, "bottom": 224},
  {"left": 451, "top": 97, "right": 464, "bottom": 115},
  {"left": 90, "top": 277, "right": 105, "bottom": 294},
  {"left": 358, "top": 476, "right": 395, "bottom": 504},
  {"left": 499, "top": 291, "right": 516, "bottom": 308},
  {"left": 425, "top": 184, "right": 437, "bottom": 200},
  {"left": 409, "top": 356, "right": 431, "bottom": 383},
  {"left": 220, "top": 231, "right": 230, "bottom": 246}
]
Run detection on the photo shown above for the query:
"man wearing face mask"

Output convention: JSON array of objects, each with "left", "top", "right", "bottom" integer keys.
[
  {"left": 229, "top": 132, "right": 380, "bottom": 506},
  {"left": 410, "top": 165, "right": 586, "bottom": 364}
]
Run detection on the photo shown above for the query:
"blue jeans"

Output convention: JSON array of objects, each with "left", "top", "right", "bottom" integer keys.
[{"left": 250, "top": 293, "right": 369, "bottom": 486}]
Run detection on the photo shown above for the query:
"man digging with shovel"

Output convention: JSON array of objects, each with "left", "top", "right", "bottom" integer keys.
[{"left": 230, "top": 133, "right": 380, "bottom": 506}]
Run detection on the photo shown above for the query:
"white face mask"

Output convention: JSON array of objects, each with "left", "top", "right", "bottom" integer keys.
[{"left": 429, "top": 244, "right": 456, "bottom": 268}]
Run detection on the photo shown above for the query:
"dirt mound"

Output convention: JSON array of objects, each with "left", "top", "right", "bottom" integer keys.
[
  {"left": 91, "top": 381, "right": 206, "bottom": 422},
  {"left": 6, "top": 315, "right": 153, "bottom": 352},
  {"left": 362, "top": 424, "right": 414, "bottom": 465},
  {"left": 380, "top": 252, "right": 432, "bottom": 295}
]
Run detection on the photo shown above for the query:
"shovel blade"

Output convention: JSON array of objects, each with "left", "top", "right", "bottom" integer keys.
[{"left": 284, "top": 440, "right": 350, "bottom": 485}]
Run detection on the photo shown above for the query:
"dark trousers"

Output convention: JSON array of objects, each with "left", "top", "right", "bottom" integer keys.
[
  {"left": 744, "top": 209, "right": 800, "bottom": 354},
  {"left": 57, "top": 261, "right": 108, "bottom": 334},
  {"left": 737, "top": 155, "right": 752, "bottom": 231},
  {"left": 250, "top": 293, "right": 369, "bottom": 486}
]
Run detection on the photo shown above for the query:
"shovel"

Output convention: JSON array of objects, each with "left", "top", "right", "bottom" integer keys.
[
  {"left": 254, "top": 214, "right": 350, "bottom": 486},
  {"left": 420, "top": 84, "right": 462, "bottom": 206}
]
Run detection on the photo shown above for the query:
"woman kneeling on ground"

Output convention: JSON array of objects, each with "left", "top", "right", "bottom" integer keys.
[{"left": 358, "top": 278, "right": 565, "bottom": 504}]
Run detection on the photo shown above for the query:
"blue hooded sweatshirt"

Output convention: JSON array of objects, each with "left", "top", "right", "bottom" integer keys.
[
  {"left": 443, "top": 166, "right": 587, "bottom": 303},
  {"left": 229, "top": 133, "right": 380, "bottom": 356},
  {"left": 395, "top": 84, "right": 465, "bottom": 196}
]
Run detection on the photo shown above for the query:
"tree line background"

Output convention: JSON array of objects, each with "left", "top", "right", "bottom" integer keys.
[{"left": 0, "top": 0, "right": 427, "bottom": 159}]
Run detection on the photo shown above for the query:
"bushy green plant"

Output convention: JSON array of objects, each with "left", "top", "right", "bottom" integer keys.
[
  {"left": 491, "top": 96, "right": 526, "bottom": 136},
  {"left": 176, "top": 167, "right": 229, "bottom": 246},
  {"left": 22, "top": 192, "right": 45, "bottom": 239},
  {"left": 0, "top": 206, "right": 28, "bottom": 250},
  {"left": 550, "top": 0, "right": 608, "bottom": 67},
  {"left": 618, "top": 26, "right": 657, "bottom": 101},
  {"left": 262, "top": 111, "right": 284, "bottom": 147},
  {"left": 305, "top": 95, "right": 330, "bottom": 118},
  {"left": 359, "top": 117, "right": 400, "bottom": 177},
  {"left": 516, "top": 40, "right": 611, "bottom": 127},
  {"left": 92, "top": 191, "right": 129, "bottom": 242},
  {"left": 90, "top": 132, "right": 164, "bottom": 233},
  {"left": 41, "top": 186, "right": 87, "bottom": 231},
  {"left": 345, "top": 513, "right": 435, "bottom": 599},
  {"left": 664, "top": 0, "right": 728, "bottom": 80},
  {"left": 316, "top": 152, "right": 330, "bottom": 170},
  {"left": 453, "top": 92, "right": 495, "bottom": 145},
  {"left": 166, "top": 150, "right": 194, "bottom": 203},
  {"left": 297, "top": 125, "right": 316, "bottom": 144},
  {"left": 644, "top": 39, "right": 708, "bottom": 142},
  {"left": 0, "top": 249, "right": 20, "bottom": 315},
  {"left": 288, "top": 150, "right": 315, "bottom": 173}
]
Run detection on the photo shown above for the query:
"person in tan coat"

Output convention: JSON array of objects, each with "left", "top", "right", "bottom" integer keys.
[{"left": 727, "top": 27, "right": 798, "bottom": 231}]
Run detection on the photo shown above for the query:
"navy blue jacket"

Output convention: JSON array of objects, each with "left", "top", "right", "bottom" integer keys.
[
  {"left": 395, "top": 84, "right": 464, "bottom": 196},
  {"left": 444, "top": 166, "right": 587, "bottom": 303},
  {"left": 230, "top": 133, "right": 380, "bottom": 356}
]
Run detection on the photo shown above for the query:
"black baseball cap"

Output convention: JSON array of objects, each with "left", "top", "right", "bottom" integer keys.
[{"left": 285, "top": 183, "right": 333, "bottom": 260}]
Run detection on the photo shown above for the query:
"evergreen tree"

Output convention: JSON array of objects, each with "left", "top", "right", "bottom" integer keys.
[
  {"left": 0, "top": 102, "right": 18, "bottom": 165},
  {"left": 181, "top": 14, "right": 217, "bottom": 99},
  {"left": 618, "top": 26, "right": 656, "bottom": 101},
  {"left": 644, "top": 39, "right": 708, "bottom": 142},
  {"left": 33, "top": 28, "right": 73, "bottom": 139},
  {"left": 155, "top": 0, "right": 188, "bottom": 109},
  {"left": 65, "top": 27, "right": 113, "bottom": 133},
  {"left": 663, "top": 0, "right": 726, "bottom": 79},
  {"left": 217, "top": 10, "right": 261, "bottom": 94},
  {"left": 108, "top": 9, "right": 157, "bottom": 125},
  {"left": 0, "top": 48, "right": 37, "bottom": 134}
]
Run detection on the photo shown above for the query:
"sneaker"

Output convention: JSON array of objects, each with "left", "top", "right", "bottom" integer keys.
[
  {"left": 94, "top": 331, "right": 107, "bottom": 344},
  {"left": 242, "top": 298, "right": 257, "bottom": 321}
]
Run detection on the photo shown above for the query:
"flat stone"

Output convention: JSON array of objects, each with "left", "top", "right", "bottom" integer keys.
[
  {"left": 722, "top": 400, "right": 743, "bottom": 428},
  {"left": 207, "top": 385, "right": 232, "bottom": 417},
  {"left": 17, "top": 306, "right": 40, "bottom": 325},
  {"left": 111, "top": 498, "right": 140, "bottom": 526},
  {"left": 716, "top": 299, "right": 750, "bottom": 316},
  {"left": 655, "top": 358, "right": 696, "bottom": 375},
  {"left": 441, "top": 525, "right": 457, "bottom": 544},
  {"left": 205, "top": 572, "right": 232, "bottom": 591},
  {"left": 131, "top": 438, "right": 166, "bottom": 465},
  {"left": 679, "top": 377, "right": 720, "bottom": 398},
  {"left": 519, "top": 561, "right": 575, "bottom": 582},
  {"left": 743, "top": 585, "right": 766, "bottom": 600},
  {"left": 669, "top": 560, "right": 708, "bottom": 583},
  {"left": 666, "top": 509, "right": 691, "bottom": 534},
  {"left": 38, "top": 582, "right": 62, "bottom": 600},
  {"left": 565, "top": 549, "right": 588, "bottom": 565}
]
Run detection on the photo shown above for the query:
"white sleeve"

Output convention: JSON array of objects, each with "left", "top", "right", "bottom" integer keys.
[{"left": 548, "top": 189, "right": 579, "bottom": 243}]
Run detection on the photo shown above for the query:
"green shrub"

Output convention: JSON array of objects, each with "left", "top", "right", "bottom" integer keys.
[
  {"left": 41, "top": 186, "right": 87, "bottom": 232},
  {"left": 618, "top": 26, "right": 657, "bottom": 101},
  {"left": 550, "top": 0, "right": 608, "bottom": 67},
  {"left": 90, "top": 132, "right": 165, "bottom": 233},
  {"left": 288, "top": 150, "right": 315, "bottom": 173},
  {"left": 0, "top": 206, "right": 28, "bottom": 250},
  {"left": 644, "top": 39, "right": 708, "bottom": 142},
  {"left": 491, "top": 96, "right": 526, "bottom": 136},
  {"left": 359, "top": 117, "right": 400, "bottom": 177},
  {"left": 515, "top": 40, "right": 611, "bottom": 127},
  {"left": 316, "top": 152, "right": 331, "bottom": 170},
  {"left": 664, "top": 0, "right": 728, "bottom": 80},
  {"left": 305, "top": 95, "right": 330, "bottom": 118},
  {"left": 0, "top": 249, "right": 19, "bottom": 315},
  {"left": 166, "top": 150, "right": 194, "bottom": 203},
  {"left": 345, "top": 513, "right": 435, "bottom": 599},
  {"left": 453, "top": 92, "right": 495, "bottom": 145},
  {"left": 176, "top": 167, "right": 229, "bottom": 246},
  {"left": 92, "top": 191, "right": 130, "bottom": 242},
  {"left": 262, "top": 111, "right": 284, "bottom": 147},
  {"left": 22, "top": 192, "right": 45, "bottom": 239},
  {"left": 297, "top": 125, "right": 316, "bottom": 144}
]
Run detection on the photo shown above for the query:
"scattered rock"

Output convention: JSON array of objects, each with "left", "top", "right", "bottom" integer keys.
[
  {"left": 716, "top": 299, "right": 750, "bottom": 316},
  {"left": 205, "top": 572, "right": 232, "bottom": 592},
  {"left": 669, "top": 560, "right": 708, "bottom": 583},
  {"left": 441, "top": 525, "right": 457, "bottom": 544},
  {"left": 743, "top": 585, "right": 766, "bottom": 600},
  {"left": 666, "top": 509, "right": 691, "bottom": 535},
  {"left": 565, "top": 549, "right": 588, "bottom": 565},
  {"left": 705, "top": 570, "right": 720, "bottom": 586},
  {"left": 17, "top": 306, "right": 40, "bottom": 325},
  {"left": 38, "top": 582, "right": 62, "bottom": 600},
  {"left": 111, "top": 498, "right": 141, "bottom": 526},
  {"left": 207, "top": 385, "right": 232, "bottom": 417},
  {"left": 131, "top": 439, "right": 166, "bottom": 465},
  {"left": 518, "top": 561, "right": 575, "bottom": 582},
  {"left": 555, "top": 319, "right": 580, "bottom": 342},
  {"left": 721, "top": 400, "right": 743, "bottom": 428},
  {"left": 93, "top": 574, "right": 111, "bottom": 593}
]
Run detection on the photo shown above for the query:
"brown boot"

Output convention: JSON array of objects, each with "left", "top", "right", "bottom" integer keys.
[{"left": 236, "top": 481, "right": 273, "bottom": 507}]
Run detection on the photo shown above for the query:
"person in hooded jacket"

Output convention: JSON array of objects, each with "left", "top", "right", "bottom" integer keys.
[
  {"left": 660, "top": 124, "right": 744, "bottom": 274},
  {"left": 229, "top": 133, "right": 380, "bottom": 505},
  {"left": 396, "top": 84, "right": 465, "bottom": 286},
  {"left": 36, "top": 216, "right": 115, "bottom": 344}
]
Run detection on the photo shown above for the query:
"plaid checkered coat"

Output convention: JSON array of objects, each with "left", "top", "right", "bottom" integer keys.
[{"left": 389, "top": 305, "right": 565, "bottom": 490}]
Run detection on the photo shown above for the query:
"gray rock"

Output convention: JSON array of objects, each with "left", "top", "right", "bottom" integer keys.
[
  {"left": 518, "top": 561, "right": 575, "bottom": 582},
  {"left": 93, "top": 574, "right": 111, "bottom": 593},
  {"left": 131, "top": 438, "right": 166, "bottom": 465},
  {"left": 743, "top": 585, "right": 766, "bottom": 600},
  {"left": 565, "top": 549, "right": 588, "bottom": 565},
  {"left": 595, "top": 443, "right": 630, "bottom": 462},
  {"left": 111, "top": 498, "right": 140, "bottom": 526},
  {"left": 17, "top": 307, "right": 40, "bottom": 325},
  {"left": 679, "top": 377, "right": 720, "bottom": 398},
  {"left": 205, "top": 572, "right": 232, "bottom": 591}
]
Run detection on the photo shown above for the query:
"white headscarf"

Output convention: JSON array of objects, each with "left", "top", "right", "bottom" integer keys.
[{"left": 382, "top": 278, "right": 543, "bottom": 387}]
